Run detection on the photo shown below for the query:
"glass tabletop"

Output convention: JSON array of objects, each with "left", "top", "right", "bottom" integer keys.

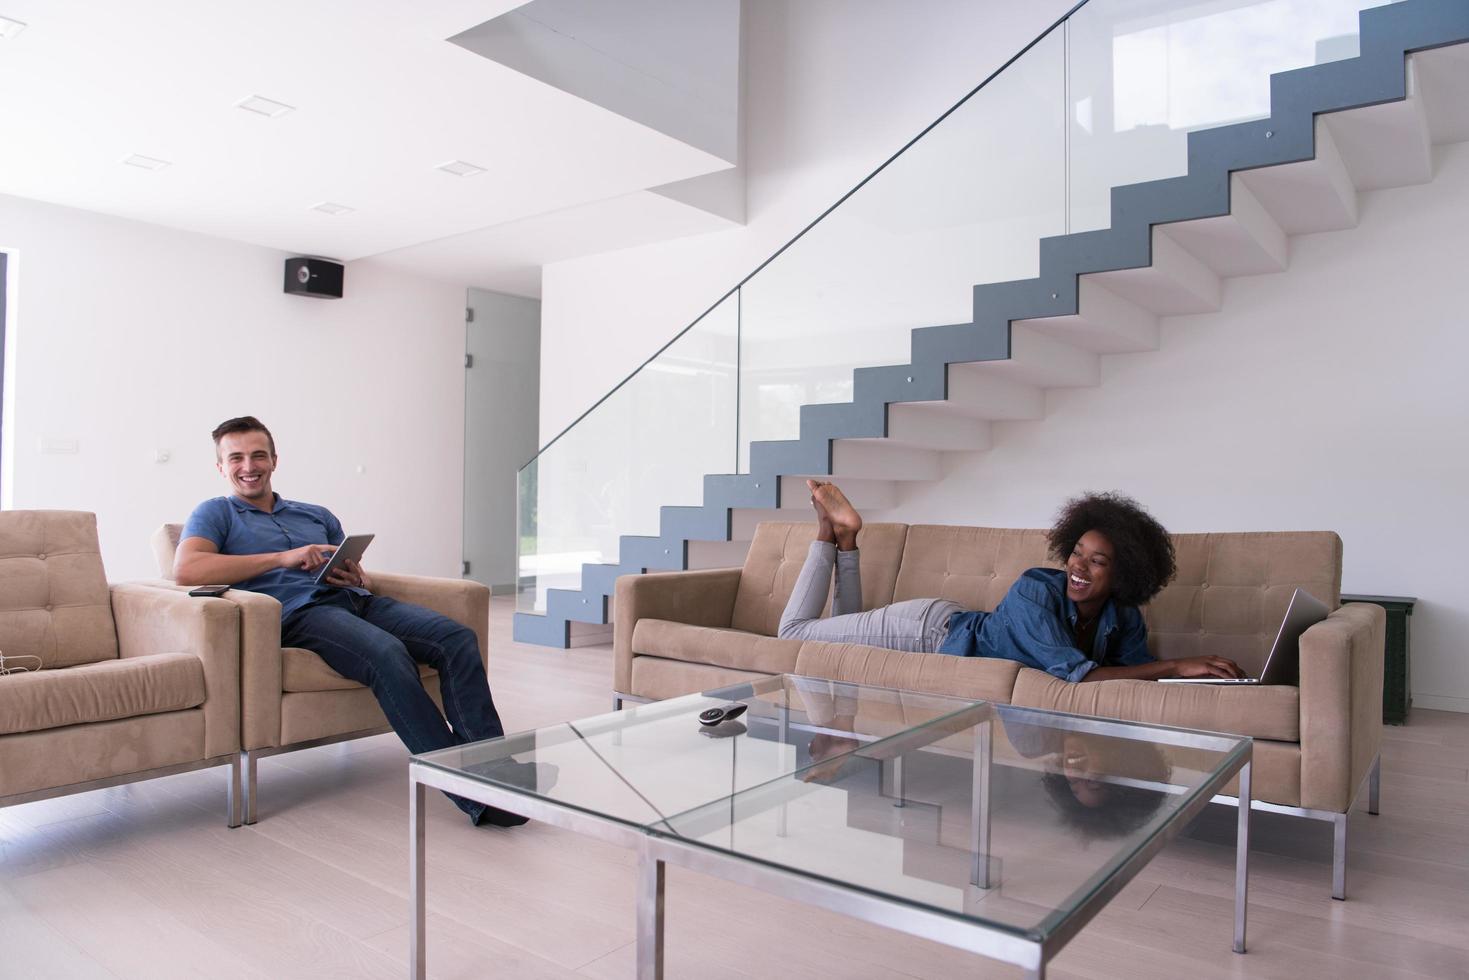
[
  {"left": 414, "top": 675, "right": 986, "bottom": 832},
  {"left": 414, "top": 674, "right": 1249, "bottom": 940}
]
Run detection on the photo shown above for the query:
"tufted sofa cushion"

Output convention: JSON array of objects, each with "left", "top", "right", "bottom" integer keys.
[
  {"left": 730, "top": 522, "right": 908, "bottom": 636},
  {"left": 1143, "top": 532, "right": 1342, "bottom": 675},
  {"left": 892, "top": 525, "right": 1055, "bottom": 609},
  {"left": 0, "top": 511, "right": 118, "bottom": 669}
]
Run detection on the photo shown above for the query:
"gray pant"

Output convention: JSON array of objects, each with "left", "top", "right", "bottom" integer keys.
[{"left": 777, "top": 541, "right": 961, "bottom": 654}]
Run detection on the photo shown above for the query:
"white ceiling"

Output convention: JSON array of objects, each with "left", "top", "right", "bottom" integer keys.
[
  {"left": 0, "top": 0, "right": 739, "bottom": 296},
  {"left": 373, "top": 188, "right": 742, "bottom": 298}
]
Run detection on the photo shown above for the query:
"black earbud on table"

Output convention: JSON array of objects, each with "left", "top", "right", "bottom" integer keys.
[
  {"left": 698, "top": 720, "right": 747, "bottom": 739},
  {"left": 698, "top": 703, "right": 749, "bottom": 726}
]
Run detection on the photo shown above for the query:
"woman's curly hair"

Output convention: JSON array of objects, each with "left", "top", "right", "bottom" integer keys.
[
  {"left": 1047, "top": 492, "right": 1176, "bottom": 606},
  {"left": 1040, "top": 739, "right": 1174, "bottom": 840},
  {"left": 1040, "top": 773, "right": 1170, "bottom": 839}
]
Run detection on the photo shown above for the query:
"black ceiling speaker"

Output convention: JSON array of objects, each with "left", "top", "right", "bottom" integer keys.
[{"left": 284, "top": 257, "right": 344, "bottom": 299}]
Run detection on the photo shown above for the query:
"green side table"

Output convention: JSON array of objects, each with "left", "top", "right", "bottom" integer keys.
[{"left": 1340, "top": 593, "right": 1416, "bottom": 725}]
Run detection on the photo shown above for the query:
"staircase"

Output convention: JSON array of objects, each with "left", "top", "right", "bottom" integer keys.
[{"left": 515, "top": 0, "right": 1469, "bottom": 647}]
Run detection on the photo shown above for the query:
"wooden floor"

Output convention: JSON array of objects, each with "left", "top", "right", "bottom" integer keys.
[{"left": 3, "top": 596, "right": 1466, "bottom": 979}]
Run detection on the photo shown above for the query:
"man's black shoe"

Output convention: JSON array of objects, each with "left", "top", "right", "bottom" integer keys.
[{"left": 473, "top": 805, "right": 531, "bottom": 828}]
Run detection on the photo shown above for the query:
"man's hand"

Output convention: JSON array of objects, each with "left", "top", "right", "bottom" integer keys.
[
  {"left": 1170, "top": 655, "right": 1246, "bottom": 679},
  {"left": 280, "top": 543, "right": 336, "bottom": 572},
  {"left": 326, "top": 558, "right": 372, "bottom": 592}
]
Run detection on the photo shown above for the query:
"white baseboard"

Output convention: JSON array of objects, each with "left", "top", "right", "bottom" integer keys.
[{"left": 1409, "top": 694, "right": 1469, "bottom": 713}]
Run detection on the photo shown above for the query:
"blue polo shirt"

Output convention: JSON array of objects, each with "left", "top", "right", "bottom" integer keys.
[
  {"left": 936, "top": 567, "right": 1153, "bottom": 682},
  {"left": 181, "top": 494, "right": 364, "bottom": 621}
]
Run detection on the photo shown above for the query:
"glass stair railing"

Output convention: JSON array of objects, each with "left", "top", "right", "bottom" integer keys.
[{"left": 514, "top": 0, "right": 1460, "bottom": 647}]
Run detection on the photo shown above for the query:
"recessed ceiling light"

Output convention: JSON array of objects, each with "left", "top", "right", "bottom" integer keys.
[
  {"left": 235, "top": 94, "right": 295, "bottom": 118},
  {"left": 0, "top": 15, "right": 26, "bottom": 39},
  {"left": 311, "top": 201, "right": 355, "bottom": 216},
  {"left": 436, "top": 159, "right": 486, "bottom": 178},
  {"left": 121, "top": 154, "right": 171, "bottom": 171}
]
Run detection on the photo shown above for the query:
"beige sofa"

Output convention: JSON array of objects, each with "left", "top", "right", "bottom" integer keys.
[
  {"left": 615, "top": 521, "right": 1386, "bottom": 898},
  {"left": 0, "top": 511, "right": 243, "bottom": 825},
  {"left": 150, "top": 522, "right": 490, "bottom": 824}
]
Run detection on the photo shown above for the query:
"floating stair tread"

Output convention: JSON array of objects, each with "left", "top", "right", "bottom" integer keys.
[
  {"left": 1158, "top": 175, "right": 1289, "bottom": 278},
  {"left": 1016, "top": 280, "right": 1160, "bottom": 355},
  {"left": 1322, "top": 60, "right": 1433, "bottom": 190},
  {"left": 1415, "top": 44, "right": 1469, "bottom": 144},
  {"left": 1237, "top": 117, "right": 1359, "bottom": 234},
  {"left": 1084, "top": 227, "right": 1223, "bottom": 315}
]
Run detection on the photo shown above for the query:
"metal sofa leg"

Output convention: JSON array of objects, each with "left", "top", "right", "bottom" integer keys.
[
  {"left": 226, "top": 753, "right": 243, "bottom": 829},
  {"left": 243, "top": 750, "right": 259, "bottom": 825},
  {"left": 1332, "top": 812, "right": 1347, "bottom": 901},
  {"left": 614, "top": 695, "right": 624, "bottom": 711},
  {"left": 1368, "top": 755, "right": 1381, "bottom": 816}
]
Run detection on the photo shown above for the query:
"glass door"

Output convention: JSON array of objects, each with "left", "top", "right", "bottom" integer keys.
[{"left": 464, "top": 287, "right": 541, "bottom": 593}]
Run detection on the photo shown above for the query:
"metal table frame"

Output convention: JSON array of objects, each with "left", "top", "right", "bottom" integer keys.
[{"left": 409, "top": 700, "right": 1251, "bottom": 980}]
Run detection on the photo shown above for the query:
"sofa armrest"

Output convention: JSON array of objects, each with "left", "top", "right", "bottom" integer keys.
[
  {"left": 111, "top": 583, "right": 241, "bottom": 759},
  {"left": 371, "top": 572, "right": 491, "bottom": 671},
  {"left": 221, "top": 589, "right": 287, "bottom": 752},
  {"left": 613, "top": 567, "right": 743, "bottom": 695},
  {"left": 1299, "top": 602, "right": 1385, "bottom": 812},
  {"left": 133, "top": 579, "right": 286, "bottom": 752}
]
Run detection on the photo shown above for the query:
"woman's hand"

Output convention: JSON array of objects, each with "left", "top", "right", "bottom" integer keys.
[
  {"left": 326, "top": 558, "right": 372, "bottom": 592},
  {"left": 1170, "top": 655, "right": 1246, "bottom": 679}
]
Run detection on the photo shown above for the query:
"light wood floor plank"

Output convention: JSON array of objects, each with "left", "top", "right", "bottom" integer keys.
[
  {"left": 0, "top": 880, "right": 120, "bottom": 979},
  {"left": 6, "top": 859, "right": 274, "bottom": 980},
  {"left": 360, "top": 911, "right": 586, "bottom": 980},
  {"left": 1142, "top": 882, "right": 1465, "bottom": 977}
]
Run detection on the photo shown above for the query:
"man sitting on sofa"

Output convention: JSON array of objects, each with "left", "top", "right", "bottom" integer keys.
[
  {"left": 783, "top": 481, "right": 1245, "bottom": 683},
  {"left": 174, "top": 415, "right": 528, "bottom": 827}
]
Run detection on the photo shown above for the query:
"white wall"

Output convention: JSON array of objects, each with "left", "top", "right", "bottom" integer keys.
[
  {"left": 538, "top": 0, "right": 1077, "bottom": 444},
  {"left": 0, "top": 193, "right": 467, "bottom": 581},
  {"left": 884, "top": 142, "right": 1469, "bottom": 712}
]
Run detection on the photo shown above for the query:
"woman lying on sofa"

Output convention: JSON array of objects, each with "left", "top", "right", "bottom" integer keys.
[{"left": 781, "top": 481, "right": 1245, "bottom": 684}]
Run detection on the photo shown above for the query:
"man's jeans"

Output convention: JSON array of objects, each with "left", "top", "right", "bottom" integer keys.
[{"left": 282, "top": 590, "right": 505, "bottom": 821}]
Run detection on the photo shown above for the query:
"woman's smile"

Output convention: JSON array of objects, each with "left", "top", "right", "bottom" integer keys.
[{"left": 1067, "top": 529, "right": 1115, "bottom": 610}]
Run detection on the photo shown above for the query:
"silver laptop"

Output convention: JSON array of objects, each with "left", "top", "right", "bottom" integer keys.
[{"left": 1159, "top": 588, "right": 1328, "bottom": 685}]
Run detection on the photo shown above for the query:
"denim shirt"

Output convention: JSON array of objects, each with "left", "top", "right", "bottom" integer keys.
[
  {"left": 181, "top": 494, "right": 366, "bottom": 621},
  {"left": 936, "top": 567, "right": 1153, "bottom": 682}
]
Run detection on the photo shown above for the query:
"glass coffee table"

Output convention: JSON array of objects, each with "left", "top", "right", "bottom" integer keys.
[{"left": 409, "top": 675, "right": 1252, "bottom": 979}]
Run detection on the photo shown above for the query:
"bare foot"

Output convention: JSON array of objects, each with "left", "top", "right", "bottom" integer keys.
[
  {"left": 801, "top": 733, "right": 862, "bottom": 784},
  {"left": 810, "top": 481, "right": 862, "bottom": 548},
  {"left": 806, "top": 479, "right": 835, "bottom": 542}
]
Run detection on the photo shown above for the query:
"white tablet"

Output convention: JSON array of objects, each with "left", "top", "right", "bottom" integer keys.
[{"left": 313, "top": 533, "right": 374, "bottom": 585}]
